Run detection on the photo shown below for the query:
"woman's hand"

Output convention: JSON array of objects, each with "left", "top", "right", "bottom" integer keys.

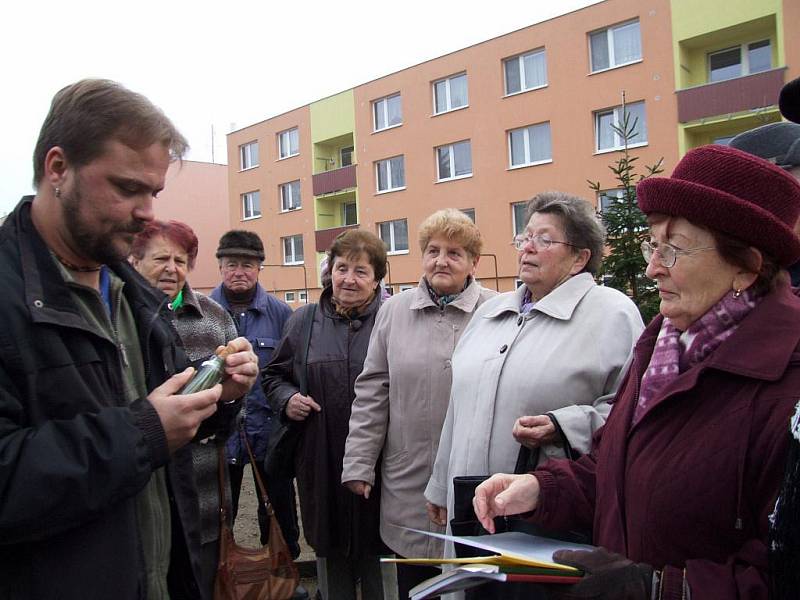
[
  {"left": 513, "top": 414, "right": 557, "bottom": 448},
  {"left": 472, "top": 473, "right": 540, "bottom": 533},
  {"left": 219, "top": 337, "right": 259, "bottom": 402},
  {"left": 286, "top": 393, "right": 322, "bottom": 421},
  {"left": 344, "top": 480, "right": 372, "bottom": 499},
  {"left": 548, "top": 548, "right": 654, "bottom": 599},
  {"left": 426, "top": 502, "right": 448, "bottom": 526}
]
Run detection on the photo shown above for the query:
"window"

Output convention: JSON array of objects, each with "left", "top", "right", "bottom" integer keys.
[
  {"left": 504, "top": 49, "right": 547, "bottom": 95},
  {"left": 590, "top": 20, "right": 641, "bottom": 72},
  {"left": 378, "top": 219, "right": 409, "bottom": 254},
  {"left": 376, "top": 156, "right": 406, "bottom": 192},
  {"left": 239, "top": 141, "right": 259, "bottom": 170},
  {"left": 433, "top": 73, "right": 468, "bottom": 114},
  {"left": 597, "top": 188, "right": 624, "bottom": 215},
  {"left": 509, "top": 122, "right": 552, "bottom": 167},
  {"left": 283, "top": 234, "right": 304, "bottom": 265},
  {"left": 278, "top": 127, "right": 299, "bottom": 159},
  {"left": 280, "top": 180, "right": 301, "bottom": 211},
  {"left": 373, "top": 94, "right": 403, "bottom": 131},
  {"left": 399, "top": 284, "right": 415, "bottom": 293},
  {"left": 241, "top": 191, "right": 261, "bottom": 220},
  {"left": 340, "top": 146, "right": 354, "bottom": 167},
  {"left": 436, "top": 141, "right": 472, "bottom": 181},
  {"left": 512, "top": 202, "right": 528, "bottom": 236},
  {"left": 709, "top": 40, "right": 771, "bottom": 83},
  {"left": 461, "top": 208, "right": 476, "bottom": 222},
  {"left": 595, "top": 101, "right": 647, "bottom": 152},
  {"left": 342, "top": 202, "right": 357, "bottom": 226},
  {"left": 299, "top": 290, "right": 308, "bottom": 302},
  {"left": 284, "top": 291, "right": 296, "bottom": 303}
]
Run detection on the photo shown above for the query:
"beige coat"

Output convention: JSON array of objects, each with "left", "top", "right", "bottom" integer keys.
[
  {"left": 342, "top": 278, "right": 496, "bottom": 558},
  {"left": 424, "top": 274, "right": 644, "bottom": 530}
]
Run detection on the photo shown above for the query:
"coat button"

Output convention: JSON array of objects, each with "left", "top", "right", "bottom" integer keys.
[
  {"left": 444, "top": 359, "right": 452, "bottom": 368},
  {"left": 33, "top": 299, "right": 44, "bottom": 308},
  {"left": 499, "top": 344, "right": 508, "bottom": 354}
]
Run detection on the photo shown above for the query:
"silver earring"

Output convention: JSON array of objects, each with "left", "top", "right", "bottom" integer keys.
[
  {"left": 54, "top": 187, "right": 61, "bottom": 198},
  {"left": 733, "top": 288, "right": 742, "bottom": 299}
]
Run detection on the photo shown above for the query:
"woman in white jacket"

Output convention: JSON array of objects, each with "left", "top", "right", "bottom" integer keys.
[
  {"left": 424, "top": 193, "right": 643, "bottom": 593},
  {"left": 341, "top": 209, "right": 496, "bottom": 599}
]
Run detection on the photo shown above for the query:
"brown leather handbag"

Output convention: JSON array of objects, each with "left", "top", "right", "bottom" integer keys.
[{"left": 214, "top": 437, "right": 299, "bottom": 600}]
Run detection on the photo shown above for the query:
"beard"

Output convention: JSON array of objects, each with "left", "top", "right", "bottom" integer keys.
[{"left": 60, "top": 177, "right": 146, "bottom": 265}]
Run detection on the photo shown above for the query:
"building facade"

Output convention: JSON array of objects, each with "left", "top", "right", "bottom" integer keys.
[{"left": 225, "top": 0, "right": 799, "bottom": 304}]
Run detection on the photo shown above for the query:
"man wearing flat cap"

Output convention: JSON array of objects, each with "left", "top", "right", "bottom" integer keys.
[{"left": 210, "top": 230, "right": 306, "bottom": 598}]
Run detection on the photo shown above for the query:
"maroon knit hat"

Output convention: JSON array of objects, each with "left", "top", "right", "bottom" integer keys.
[{"left": 637, "top": 145, "right": 800, "bottom": 266}]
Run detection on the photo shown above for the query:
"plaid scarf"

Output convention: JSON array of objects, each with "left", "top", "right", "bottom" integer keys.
[
  {"left": 633, "top": 289, "right": 759, "bottom": 426},
  {"left": 424, "top": 276, "right": 470, "bottom": 309}
]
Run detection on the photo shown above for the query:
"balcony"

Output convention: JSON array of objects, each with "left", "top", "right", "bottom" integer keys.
[
  {"left": 315, "top": 224, "right": 359, "bottom": 252},
  {"left": 676, "top": 67, "right": 786, "bottom": 123},
  {"left": 312, "top": 164, "right": 356, "bottom": 196}
]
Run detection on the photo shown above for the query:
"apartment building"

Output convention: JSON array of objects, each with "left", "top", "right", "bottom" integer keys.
[{"left": 226, "top": 0, "right": 799, "bottom": 304}]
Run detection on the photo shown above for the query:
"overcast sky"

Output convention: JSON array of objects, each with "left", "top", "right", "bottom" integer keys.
[{"left": 0, "top": 0, "right": 601, "bottom": 216}]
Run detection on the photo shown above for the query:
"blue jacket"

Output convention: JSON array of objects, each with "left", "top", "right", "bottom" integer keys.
[{"left": 211, "top": 283, "right": 292, "bottom": 463}]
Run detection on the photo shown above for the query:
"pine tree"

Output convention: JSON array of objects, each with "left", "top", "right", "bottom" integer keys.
[{"left": 589, "top": 99, "right": 663, "bottom": 323}]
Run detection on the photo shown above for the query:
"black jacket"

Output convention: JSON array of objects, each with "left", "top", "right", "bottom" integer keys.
[{"left": 0, "top": 197, "right": 208, "bottom": 599}]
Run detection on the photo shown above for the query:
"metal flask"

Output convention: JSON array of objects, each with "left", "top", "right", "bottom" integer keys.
[{"left": 179, "top": 343, "right": 235, "bottom": 394}]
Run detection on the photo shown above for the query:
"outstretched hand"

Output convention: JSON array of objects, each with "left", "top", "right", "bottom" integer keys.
[{"left": 472, "top": 473, "right": 540, "bottom": 533}]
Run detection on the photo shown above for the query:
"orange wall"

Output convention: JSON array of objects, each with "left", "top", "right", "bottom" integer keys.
[
  {"left": 227, "top": 106, "right": 314, "bottom": 297},
  {"left": 353, "top": 0, "right": 677, "bottom": 288},
  {"left": 154, "top": 160, "right": 229, "bottom": 294}
]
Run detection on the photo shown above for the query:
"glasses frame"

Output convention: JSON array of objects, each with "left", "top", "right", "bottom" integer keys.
[
  {"left": 640, "top": 240, "right": 715, "bottom": 269},
  {"left": 511, "top": 233, "right": 581, "bottom": 252},
  {"left": 221, "top": 259, "right": 263, "bottom": 273}
]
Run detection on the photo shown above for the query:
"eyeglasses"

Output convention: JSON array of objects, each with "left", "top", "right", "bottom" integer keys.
[
  {"left": 221, "top": 260, "right": 262, "bottom": 273},
  {"left": 511, "top": 234, "right": 581, "bottom": 251},
  {"left": 640, "top": 240, "right": 715, "bottom": 269}
]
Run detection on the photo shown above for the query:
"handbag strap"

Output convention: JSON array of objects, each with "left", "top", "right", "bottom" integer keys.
[
  {"left": 243, "top": 432, "right": 275, "bottom": 517},
  {"left": 293, "top": 303, "right": 316, "bottom": 396},
  {"left": 217, "top": 444, "right": 231, "bottom": 524}
]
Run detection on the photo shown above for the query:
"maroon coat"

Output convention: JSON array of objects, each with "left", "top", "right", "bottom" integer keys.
[{"left": 530, "top": 282, "right": 800, "bottom": 599}]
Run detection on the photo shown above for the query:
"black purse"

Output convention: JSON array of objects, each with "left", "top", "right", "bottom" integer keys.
[{"left": 264, "top": 304, "right": 316, "bottom": 479}]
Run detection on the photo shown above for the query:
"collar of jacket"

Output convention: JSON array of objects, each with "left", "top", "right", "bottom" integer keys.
[
  {"left": 174, "top": 283, "right": 204, "bottom": 318},
  {"left": 634, "top": 280, "right": 800, "bottom": 383},
  {"left": 481, "top": 272, "right": 596, "bottom": 321},
  {"left": 12, "top": 196, "right": 169, "bottom": 329},
  {"left": 409, "top": 276, "right": 484, "bottom": 312}
]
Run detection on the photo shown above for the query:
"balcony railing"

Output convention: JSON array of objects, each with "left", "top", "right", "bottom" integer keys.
[
  {"left": 312, "top": 164, "right": 357, "bottom": 196},
  {"left": 676, "top": 67, "right": 786, "bottom": 123},
  {"left": 315, "top": 224, "right": 359, "bottom": 252}
]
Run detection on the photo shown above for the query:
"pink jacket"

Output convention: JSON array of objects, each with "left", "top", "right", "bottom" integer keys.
[{"left": 530, "top": 282, "right": 800, "bottom": 599}]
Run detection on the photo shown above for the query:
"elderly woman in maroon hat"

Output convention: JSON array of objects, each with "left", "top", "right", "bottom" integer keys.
[{"left": 472, "top": 145, "right": 800, "bottom": 599}]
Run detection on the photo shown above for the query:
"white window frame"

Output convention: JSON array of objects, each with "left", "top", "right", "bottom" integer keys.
[
  {"left": 589, "top": 19, "right": 642, "bottom": 73},
  {"left": 282, "top": 234, "right": 304, "bottom": 265},
  {"left": 373, "top": 93, "right": 403, "bottom": 132},
  {"left": 398, "top": 284, "right": 415, "bottom": 293},
  {"left": 277, "top": 127, "right": 299, "bottom": 160},
  {"left": 512, "top": 201, "right": 528, "bottom": 236},
  {"left": 375, "top": 155, "right": 406, "bottom": 193},
  {"left": 503, "top": 48, "right": 547, "bottom": 96},
  {"left": 342, "top": 201, "right": 358, "bottom": 226},
  {"left": 284, "top": 291, "right": 296, "bottom": 303},
  {"left": 460, "top": 208, "right": 476, "bottom": 223},
  {"left": 378, "top": 219, "right": 409, "bottom": 255},
  {"left": 239, "top": 141, "right": 259, "bottom": 170},
  {"left": 432, "top": 73, "right": 468, "bottom": 115},
  {"left": 708, "top": 39, "right": 771, "bottom": 83},
  {"left": 597, "top": 188, "right": 625, "bottom": 215},
  {"left": 241, "top": 191, "right": 261, "bottom": 220},
  {"left": 299, "top": 290, "right": 308, "bottom": 302},
  {"left": 280, "top": 180, "right": 301, "bottom": 212},
  {"left": 508, "top": 122, "right": 552, "bottom": 169},
  {"left": 436, "top": 140, "right": 473, "bottom": 182},
  {"left": 594, "top": 101, "right": 648, "bottom": 153}
]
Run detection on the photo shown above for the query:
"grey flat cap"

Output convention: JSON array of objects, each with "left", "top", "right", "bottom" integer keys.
[{"left": 729, "top": 121, "right": 800, "bottom": 169}]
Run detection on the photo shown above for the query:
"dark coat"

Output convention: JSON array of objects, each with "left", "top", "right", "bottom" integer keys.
[
  {"left": 262, "top": 288, "right": 387, "bottom": 557},
  {"left": 530, "top": 282, "right": 800, "bottom": 599},
  {"left": 0, "top": 198, "right": 216, "bottom": 599},
  {"left": 211, "top": 283, "right": 292, "bottom": 464}
]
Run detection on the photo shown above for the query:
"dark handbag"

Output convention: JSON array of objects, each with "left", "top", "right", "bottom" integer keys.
[
  {"left": 264, "top": 304, "right": 316, "bottom": 479},
  {"left": 214, "top": 438, "right": 299, "bottom": 600}
]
